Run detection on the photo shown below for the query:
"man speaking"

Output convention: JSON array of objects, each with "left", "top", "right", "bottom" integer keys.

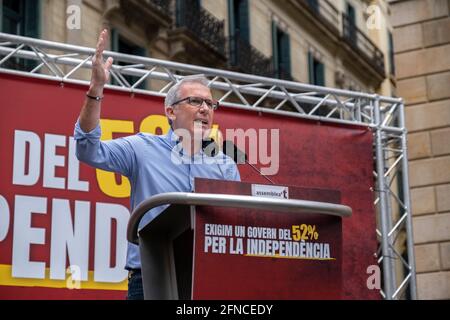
[{"left": 74, "top": 29, "right": 240, "bottom": 299}]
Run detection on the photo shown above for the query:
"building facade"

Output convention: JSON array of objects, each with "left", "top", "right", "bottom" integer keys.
[
  {"left": 390, "top": 0, "right": 450, "bottom": 300},
  {"left": 1, "top": 0, "right": 395, "bottom": 95}
]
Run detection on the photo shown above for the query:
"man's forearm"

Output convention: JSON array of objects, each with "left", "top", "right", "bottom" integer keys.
[
  {"left": 79, "top": 85, "right": 103, "bottom": 133},
  {"left": 79, "top": 29, "right": 113, "bottom": 133}
]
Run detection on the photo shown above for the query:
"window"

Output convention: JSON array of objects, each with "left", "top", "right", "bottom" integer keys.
[
  {"left": 229, "top": 0, "right": 249, "bottom": 41},
  {"left": 1, "top": 0, "right": 40, "bottom": 70},
  {"left": 192, "top": 0, "right": 201, "bottom": 10},
  {"left": 307, "top": 0, "right": 319, "bottom": 13},
  {"left": 176, "top": 0, "right": 201, "bottom": 27},
  {"left": 272, "top": 22, "right": 291, "bottom": 80},
  {"left": 308, "top": 52, "right": 325, "bottom": 86},
  {"left": 111, "top": 29, "right": 147, "bottom": 89},
  {"left": 388, "top": 31, "right": 395, "bottom": 75},
  {"left": 307, "top": 51, "right": 328, "bottom": 115},
  {"left": 228, "top": 0, "right": 249, "bottom": 65},
  {"left": 346, "top": 3, "right": 356, "bottom": 26},
  {"left": 346, "top": 2, "right": 356, "bottom": 45},
  {"left": 1, "top": 0, "right": 40, "bottom": 37}
]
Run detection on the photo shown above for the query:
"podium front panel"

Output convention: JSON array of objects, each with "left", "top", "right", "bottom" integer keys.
[{"left": 192, "top": 179, "right": 342, "bottom": 299}]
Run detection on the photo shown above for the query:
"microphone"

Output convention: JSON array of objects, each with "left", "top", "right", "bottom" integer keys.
[
  {"left": 222, "top": 140, "right": 275, "bottom": 185},
  {"left": 202, "top": 138, "right": 220, "bottom": 157}
]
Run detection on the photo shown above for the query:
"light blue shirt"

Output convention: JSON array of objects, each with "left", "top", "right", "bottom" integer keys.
[{"left": 74, "top": 120, "right": 240, "bottom": 269}]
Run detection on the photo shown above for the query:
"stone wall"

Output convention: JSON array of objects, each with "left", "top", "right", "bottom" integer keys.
[{"left": 391, "top": 0, "right": 450, "bottom": 300}]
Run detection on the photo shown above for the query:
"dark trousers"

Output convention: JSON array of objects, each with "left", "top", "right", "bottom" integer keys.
[{"left": 126, "top": 270, "right": 144, "bottom": 300}]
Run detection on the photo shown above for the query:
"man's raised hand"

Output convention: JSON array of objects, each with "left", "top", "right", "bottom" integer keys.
[{"left": 90, "top": 29, "right": 114, "bottom": 92}]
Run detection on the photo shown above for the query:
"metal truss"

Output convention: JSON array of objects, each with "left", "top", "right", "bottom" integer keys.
[{"left": 0, "top": 32, "right": 417, "bottom": 299}]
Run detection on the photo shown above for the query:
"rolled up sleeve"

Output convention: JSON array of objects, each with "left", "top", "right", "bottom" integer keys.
[{"left": 74, "top": 119, "right": 136, "bottom": 178}]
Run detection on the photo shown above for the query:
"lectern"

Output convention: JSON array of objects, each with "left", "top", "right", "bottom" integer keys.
[{"left": 127, "top": 178, "right": 351, "bottom": 300}]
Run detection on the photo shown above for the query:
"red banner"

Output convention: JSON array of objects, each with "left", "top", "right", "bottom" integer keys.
[{"left": 0, "top": 73, "right": 377, "bottom": 299}]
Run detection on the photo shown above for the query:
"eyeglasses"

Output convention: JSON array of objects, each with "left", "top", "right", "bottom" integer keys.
[{"left": 172, "top": 96, "right": 219, "bottom": 110}]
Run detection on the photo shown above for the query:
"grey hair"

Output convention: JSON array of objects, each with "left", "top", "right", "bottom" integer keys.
[{"left": 164, "top": 74, "right": 210, "bottom": 109}]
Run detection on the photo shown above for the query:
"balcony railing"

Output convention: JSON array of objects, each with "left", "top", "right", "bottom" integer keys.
[
  {"left": 176, "top": 2, "right": 226, "bottom": 57},
  {"left": 302, "top": 0, "right": 339, "bottom": 34},
  {"left": 342, "top": 13, "right": 385, "bottom": 75},
  {"left": 146, "top": 0, "right": 172, "bottom": 18},
  {"left": 277, "top": 66, "right": 294, "bottom": 82},
  {"left": 228, "top": 35, "right": 274, "bottom": 77}
]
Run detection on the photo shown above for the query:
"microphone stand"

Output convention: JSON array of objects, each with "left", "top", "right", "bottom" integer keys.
[
  {"left": 246, "top": 161, "right": 276, "bottom": 185},
  {"left": 221, "top": 140, "right": 276, "bottom": 185}
]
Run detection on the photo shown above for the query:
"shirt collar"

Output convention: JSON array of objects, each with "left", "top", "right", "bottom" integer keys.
[{"left": 165, "top": 128, "right": 181, "bottom": 148}]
